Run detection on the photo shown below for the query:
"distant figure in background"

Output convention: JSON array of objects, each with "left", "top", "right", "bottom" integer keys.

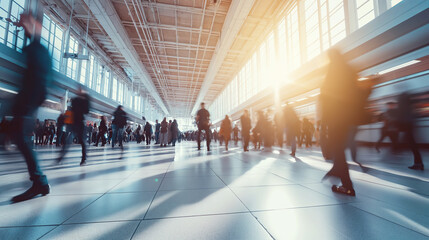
[
  {"left": 58, "top": 88, "right": 90, "bottom": 166},
  {"left": 135, "top": 125, "right": 142, "bottom": 144},
  {"left": 144, "top": 121, "right": 152, "bottom": 145},
  {"left": 155, "top": 119, "right": 160, "bottom": 144},
  {"left": 95, "top": 116, "right": 107, "bottom": 147},
  {"left": 35, "top": 119, "right": 43, "bottom": 145},
  {"left": 321, "top": 49, "right": 372, "bottom": 196},
  {"left": 87, "top": 123, "right": 93, "bottom": 145},
  {"left": 213, "top": 130, "right": 218, "bottom": 143},
  {"left": 107, "top": 123, "right": 113, "bottom": 144},
  {"left": 252, "top": 111, "right": 264, "bottom": 150},
  {"left": 233, "top": 125, "right": 239, "bottom": 146},
  {"left": 49, "top": 122, "right": 55, "bottom": 145},
  {"left": 284, "top": 105, "right": 299, "bottom": 157},
  {"left": 375, "top": 102, "right": 399, "bottom": 152},
  {"left": 112, "top": 105, "right": 127, "bottom": 150},
  {"left": 56, "top": 114, "right": 65, "bottom": 146},
  {"left": 196, "top": 102, "right": 211, "bottom": 151},
  {"left": 11, "top": 12, "right": 52, "bottom": 203},
  {"left": 160, "top": 117, "right": 168, "bottom": 147},
  {"left": 302, "top": 118, "right": 314, "bottom": 148},
  {"left": 168, "top": 120, "right": 173, "bottom": 145},
  {"left": 274, "top": 108, "right": 285, "bottom": 148},
  {"left": 220, "top": 115, "right": 232, "bottom": 151},
  {"left": 396, "top": 93, "right": 424, "bottom": 170},
  {"left": 170, "top": 119, "right": 179, "bottom": 146},
  {"left": 315, "top": 120, "right": 321, "bottom": 147},
  {"left": 240, "top": 110, "right": 251, "bottom": 152}
]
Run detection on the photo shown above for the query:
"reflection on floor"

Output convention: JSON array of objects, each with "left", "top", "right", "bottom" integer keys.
[{"left": 0, "top": 142, "right": 428, "bottom": 240}]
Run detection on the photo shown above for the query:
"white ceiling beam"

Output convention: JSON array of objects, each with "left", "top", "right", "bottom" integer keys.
[
  {"left": 83, "top": 0, "right": 169, "bottom": 115},
  {"left": 122, "top": 21, "right": 221, "bottom": 36},
  {"left": 191, "top": 0, "right": 256, "bottom": 115}
]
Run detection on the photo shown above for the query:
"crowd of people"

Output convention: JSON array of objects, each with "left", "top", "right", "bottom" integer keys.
[{"left": 2, "top": 12, "right": 424, "bottom": 204}]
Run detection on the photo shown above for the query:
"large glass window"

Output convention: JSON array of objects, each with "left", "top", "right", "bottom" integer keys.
[
  {"left": 118, "top": 82, "right": 123, "bottom": 104},
  {"left": 79, "top": 48, "right": 88, "bottom": 84},
  {"left": 95, "top": 65, "right": 102, "bottom": 93},
  {"left": 112, "top": 77, "right": 117, "bottom": 101},
  {"left": 356, "top": 0, "right": 375, "bottom": 28},
  {"left": 305, "top": 0, "right": 321, "bottom": 60},
  {"left": 41, "top": 14, "right": 64, "bottom": 71},
  {"left": 88, "top": 55, "right": 95, "bottom": 89},
  {"left": 103, "top": 70, "right": 110, "bottom": 97},
  {"left": 388, "top": 0, "right": 402, "bottom": 8},
  {"left": 66, "top": 35, "right": 79, "bottom": 80},
  {"left": 1, "top": 0, "right": 26, "bottom": 52},
  {"left": 286, "top": 4, "right": 301, "bottom": 70}
]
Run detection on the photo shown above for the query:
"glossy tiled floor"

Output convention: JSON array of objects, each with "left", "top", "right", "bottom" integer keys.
[{"left": 0, "top": 141, "right": 428, "bottom": 240}]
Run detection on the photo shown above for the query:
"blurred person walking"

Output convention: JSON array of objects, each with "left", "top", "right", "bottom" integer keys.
[
  {"left": 155, "top": 120, "right": 160, "bottom": 144},
  {"left": 58, "top": 88, "right": 90, "bottom": 166},
  {"left": 284, "top": 105, "right": 299, "bottom": 157},
  {"left": 144, "top": 121, "right": 152, "bottom": 145},
  {"left": 233, "top": 125, "right": 239, "bottom": 146},
  {"left": 240, "top": 110, "right": 251, "bottom": 152},
  {"left": 11, "top": 12, "right": 52, "bottom": 202},
  {"left": 196, "top": 102, "right": 211, "bottom": 151},
  {"left": 396, "top": 93, "right": 424, "bottom": 170},
  {"left": 220, "top": 115, "right": 232, "bottom": 151},
  {"left": 160, "top": 118, "right": 168, "bottom": 147},
  {"left": 321, "top": 49, "right": 372, "bottom": 196},
  {"left": 170, "top": 119, "right": 179, "bottom": 146},
  {"left": 94, "top": 116, "right": 107, "bottom": 147},
  {"left": 112, "top": 105, "right": 127, "bottom": 150}
]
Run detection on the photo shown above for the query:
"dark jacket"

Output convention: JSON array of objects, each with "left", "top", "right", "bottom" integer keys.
[
  {"left": 112, "top": 108, "right": 127, "bottom": 128},
  {"left": 160, "top": 120, "right": 168, "bottom": 133},
  {"left": 13, "top": 41, "right": 52, "bottom": 117},
  {"left": 155, "top": 123, "right": 161, "bottom": 132},
  {"left": 144, "top": 122, "right": 152, "bottom": 135},
  {"left": 170, "top": 120, "right": 179, "bottom": 137},
  {"left": 240, "top": 114, "right": 251, "bottom": 133},
  {"left": 71, "top": 93, "right": 90, "bottom": 124}
]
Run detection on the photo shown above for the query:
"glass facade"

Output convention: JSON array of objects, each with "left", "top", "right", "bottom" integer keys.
[{"left": 209, "top": 0, "right": 398, "bottom": 122}]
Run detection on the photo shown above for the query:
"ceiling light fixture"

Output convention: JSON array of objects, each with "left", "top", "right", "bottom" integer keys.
[
  {"left": 378, "top": 60, "right": 421, "bottom": 75},
  {"left": 0, "top": 87, "right": 18, "bottom": 94},
  {"left": 358, "top": 77, "right": 368, "bottom": 81},
  {"left": 295, "top": 98, "right": 307, "bottom": 102}
]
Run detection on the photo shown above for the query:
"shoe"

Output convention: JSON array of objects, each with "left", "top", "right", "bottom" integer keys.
[
  {"left": 80, "top": 161, "right": 87, "bottom": 166},
  {"left": 331, "top": 185, "right": 355, "bottom": 196},
  {"left": 11, "top": 183, "right": 50, "bottom": 203},
  {"left": 289, "top": 153, "right": 295, "bottom": 157},
  {"left": 408, "top": 164, "right": 424, "bottom": 170}
]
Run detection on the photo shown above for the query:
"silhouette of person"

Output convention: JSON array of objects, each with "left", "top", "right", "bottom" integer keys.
[
  {"left": 240, "top": 110, "right": 251, "bottom": 152},
  {"left": 220, "top": 115, "right": 232, "bottom": 151},
  {"left": 321, "top": 49, "right": 372, "bottom": 196},
  {"left": 11, "top": 12, "right": 52, "bottom": 203},
  {"left": 58, "top": 88, "right": 90, "bottom": 165},
  {"left": 196, "top": 102, "right": 211, "bottom": 151}
]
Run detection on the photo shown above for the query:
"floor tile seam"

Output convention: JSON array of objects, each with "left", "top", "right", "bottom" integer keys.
[
  {"left": 135, "top": 211, "right": 253, "bottom": 221},
  {"left": 347, "top": 204, "right": 429, "bottom": 237},
  {"left": 249, "top": 202, "right": 350, "bottom": 214},
  {"left": 59, "top": 219, "right": 141, "bottom": 226},
  {"left": 226, "top": 183, "right": 301, "bottom": 189},
  {"left": 295, "top": 183, "right": 359, "bottom": 203},
  {"left": 0, "top": 224, "right": 60, "bottom": 229},
  {"left": 129, "top": 162, "right": 172, "bottom": 239},
  {"left": 208, "top": 167, "right": 275, "bottom": 240},
  {"left": 354, "top": 178, "right": 429, "bottom": 196}
]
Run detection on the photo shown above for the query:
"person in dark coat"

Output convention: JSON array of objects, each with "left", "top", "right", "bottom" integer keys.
[
  {"left": 240, "top": 110, "right": 251, "bottom": 152},
  {"left": 95, "top": 116, "right": 107, "bottom": 147},
  {"left": 170, "top": 119, "right": 179, "bottom": 146},
  {"left": 375, "top": 102, "right": 399, "bottom": 152},
  {"left": 160, "top": 118, "right": 168, "bottom": 147},
  {"left": 396, "top": 93, "right": 424, "bottom": 170},
  {"left": 284, "top": 105, "right": 299, "bottom": 157},
  {"left": 220, "top": 115, "right": 232, "bottom": 151},
  {"left": 58, "top": 88, "right": 90, "bottom": 165},
  {"left": 321, "top": 49, "right": 372, "bottom": 196},
  {"left": 11, "top": 12, "right": 52, "bottom": 203},
  {"left": 144, "top": 122, "right": 152, "bottom": 145},
  {"left": 274, "top": 109, "right": 285, "bottom": 148},
  {"left": 112, "top": 105, "right": 127, "bottom": 149},
  {"left": 56, "top": 114, "right": 65, "bottom": 146},
  {"left": 233, "top": 125, "right": 240, "bottom": 146},
  {"left": 49, "top": 122, "right": 56, "bottom": 145},
  {"left": 196, "top": 102, "right": 211, "bottom": 151},
  {"left": 155, "top": 120, "right": 160, "bottom": 144}
]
